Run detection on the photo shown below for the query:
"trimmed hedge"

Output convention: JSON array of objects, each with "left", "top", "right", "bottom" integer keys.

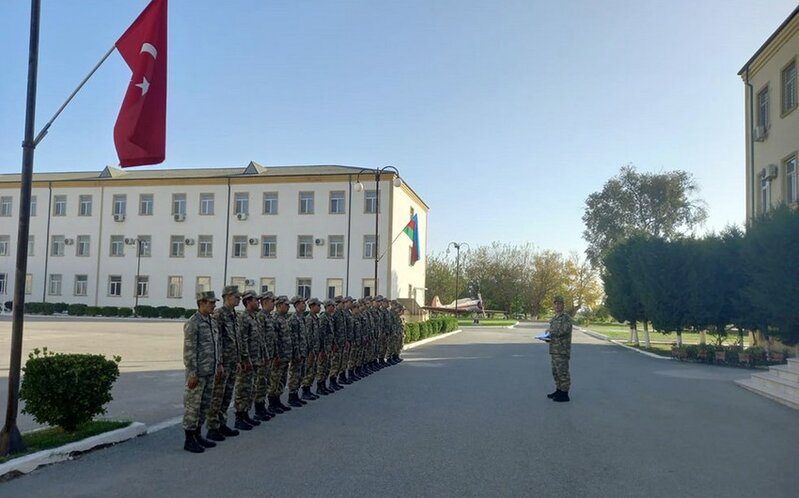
[{"left": 403, "top": 316, "right": 458, "bottom": 344}]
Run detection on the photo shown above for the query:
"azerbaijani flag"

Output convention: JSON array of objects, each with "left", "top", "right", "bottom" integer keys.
[{"left": 403, "top": 214, "right": 420, "bottom": 266}]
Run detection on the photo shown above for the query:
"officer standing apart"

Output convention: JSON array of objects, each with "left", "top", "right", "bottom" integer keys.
[
  {"left": 182, "top": 291, "right": 223, "bottom": 453},
  {"left": 547, "top": 295, "right": 572, "bottom": 403}
]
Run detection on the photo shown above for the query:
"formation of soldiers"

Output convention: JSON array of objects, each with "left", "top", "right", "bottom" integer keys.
[{"left": 182, "top": 285, "right": 407, "bottom": 453}]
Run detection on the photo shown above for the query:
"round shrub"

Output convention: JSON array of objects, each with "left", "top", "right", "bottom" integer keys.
[
  {"left": 183, "top": 308, "right": 196, "bottom": 319},
  {"left": 19, "top": 348, "right": 121, "bottom": 432},
  {"left": 68, "top": 303, "right": 88, "bottom": 316},
  {"left": 85, "top": 306, "right": 101, "bottom": 317},
  {"left": 100, "top": 306, "right": 119, "bottom": 317},
  {"left": 53, "top": 302, "right": 69, "bottom": 314},
  {"left": 117, "top": 307, "right": 133, "bottom": 317},
  {"left": 135, "top": 305, "right": 158, "bottom": 318}
]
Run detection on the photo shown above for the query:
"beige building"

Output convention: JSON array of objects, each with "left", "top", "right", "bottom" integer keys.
[{"left": 740, "top": 6, "right": 799, "bottom": 220}]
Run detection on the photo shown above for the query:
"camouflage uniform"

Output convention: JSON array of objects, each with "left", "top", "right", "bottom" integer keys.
[
  {"left": 303, "top": 310, "right": 321, "bottom": 389},
  {"left": 345, "top": 306, "right": 357, "bottom": 373},
  {"left": 549, "top": 310, "right": 573, "bottom": 391},
  {"left": 287, "top": 310, "right": 307, "bottom": 393},
  {"left": 330, "top": 307, "right": 347, "bottom": 379},
  {"left": 183, "top": 311, "right": 219, "bottom": 431},
  {"left": 254, "top": 307, "right": 276, "bottom": 406},
  {"left": 268, "top": 308, "right": 292, "bottom": 396},
  {"left": 207, "top": 304, "right": 241, "bottom": 430},
  {"left": 317, "top": 309, "right": 335, "bottom": 383},
  {"left": 234, "top": 308, "right": 261, "bottom": 412}
]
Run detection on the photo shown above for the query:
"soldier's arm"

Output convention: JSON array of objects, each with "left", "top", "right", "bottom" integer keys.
[
  {"left": 237, "top": 312, "right": 250, "bottom": 363},
  {"left": 184, "top": 319, "right": 198, "bottom": 377}
]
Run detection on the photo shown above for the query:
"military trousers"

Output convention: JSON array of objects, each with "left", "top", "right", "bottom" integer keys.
[
  {"left": 550, "top": 353, "right": 571, "bottom": 391},
  {"left": 207, "top": 363, "right": 236, "bottom": 429},
  {"left": 347, "top": 343, "right": 359, "bottom": 370},
  {"left": 316, "top": 352, "right": 329, "bottom": 383},
  {"left": 254, "top": 362, "right": 270, "bottom": 404},
  {"left": 287, "top": 358, "right": 304, "bottom": 393},
  {"left": 268, "top": 359, "right": 289, "bottom": 396},
  {"left": 302, "top": 354, "right": 317, "bottom": 388},
  {"left": 183, "top": 374, "right": 213, "bottom": 431},
  {"left": 234, "top": 366, "right": 255, "bottom": 412}
]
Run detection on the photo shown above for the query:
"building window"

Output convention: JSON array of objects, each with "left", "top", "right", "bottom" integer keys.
[
  {"left": 329, "top": 191, "right": 345, "bottom": 214},
  {"left": 260, "top": 277, "right": 275, "bottom": 295},
  {"left": 783, "top": 60, "right": 797, "bottom": 114},
  {"left": 109, "top": 275, "right": 122, "bottom": 297},
  {"left": 139, "top": 194, "right": 154, "bottom": 215},
  {"left": 363, "top": 235, "right": 377, "bottom": 259},
  {"left": 328, "top": 235, "right": 344, "bottom": 259},
  {"left": 170, "top": 236, "right": 185, "bottom": 257},
  {"left": 110, "top": 235, "right": 124, "bottom": 257},
  {"left": 261, "top": 235, "right": 277, "bottom": 258},
  {"left": 53, "top": 195, "right": 67, "bottom": 216},
  {"left": 51, "top": 235, "right": 65, "bottom": 257},
  {"left": 48, "top": 274, "right": 62, "bottom": 296},
  {"left": 78, "top": 195, "right": 92, "bottom": 216},
  {"left": 198, "top": 235, "right": 213, "bottom": 257},
  {"left": 362, "top": 278, "right": 375, "bottom": 298},
  {"left": 761, "top": 177, "right": 771, "bottom": 213},
  {"left": 74, "top": 274, "right": 88, "bottom": 296},
  {"left": 299, "top": 192, "right": 314, "bottom": 214},
  {"left": 787, "top": 155, "right": 797, "bottom": 205},
  {"left": 168, "top": 276, "right": 183, "bottom": 298},
  {"left": 0, "top": 196, "right": 12, "bottom": 217},
  {"left": 76, "top": 235, "right": 90, "bottom": 257},
  {"left": 0, "top": 235, "right": 9, "bottom": 256},
  {"left": 263, "top": 192, "right": 278, "bottom": 214},
  {"left": 297, "top": 235, "right": 313, "bottom": 259},
  {"left": 25, "top": 273, "right": 32, "bottom": 295},
  {"left": 28, "top": 235, "right": 34, "bottom": 256},
  {"left": 196, "top": 276, "right": 211, "bottom": 294},
  {"left": 0, "top": 273, "right": 6, "bottom": 294},
  {"left": 172, "top": 193, "right": 186, "bottom": 216},
  {"left": 234, "top": 192, "right": 249, "bottom": 215},
  {"left": 365, "top": 190, "right": 378, "bottom": 214},
  {"left": 232, "top": 236, "right": 248, "bottom": 258},
  {"left": 137, "top": 236, "right": 152, "bottom": 257},
  {"left": 112, "top": 194, "right": 126, "bottom": 216},
  {"left": 326, "top": 278, "right": 343, "bottom": 299},
  {"left": 136, "top": 275, "right": 149, "bottom": 297},
  {"left": 230, "top": 276, "right": 247, "bottom": 290},
  {"left": 757, "top": 86, "right": 769, "bottom": 129},
  {"left": 30, "top": 196, "right": 36, "bottom": 217},
  {"left": 297, "top": 278, "right": 312, "bottom": 300},
  {"left": 199, "top": 193, "right": 214, "bottom": 215}
]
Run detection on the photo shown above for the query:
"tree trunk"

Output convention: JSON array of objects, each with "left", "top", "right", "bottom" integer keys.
[
  {"left": 629, "top": 322, "right": 639, "bottom": 345},
  {"left": 699, "top": 330, "right": 706, "bottom": 345},
  {"left": 642, "top": 321, "right": 651, "bottom": 348},
  {"left": 676, "top": 331, "right": 683, "bottom": 347}
]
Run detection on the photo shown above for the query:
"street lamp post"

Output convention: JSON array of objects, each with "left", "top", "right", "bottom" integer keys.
[
  {"left": 125, "top": 237, "right": 144, "bottom": 314},
  {"left": 446, "top": 242, "right": 470, "bottom": 315},
  {"left": 354, "top": 166, "right": 401, "bottom": 298}
]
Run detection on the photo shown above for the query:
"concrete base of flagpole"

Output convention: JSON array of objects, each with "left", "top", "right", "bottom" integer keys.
[{"left": 0, "top": 425, "right": 26, "bottom": 457}]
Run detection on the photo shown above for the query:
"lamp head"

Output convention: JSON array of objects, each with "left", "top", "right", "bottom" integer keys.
[
  {"left": 392, "top": 177, "right": 402, "bottom": 188},
  {"left": 354, "top": 182, "right": 364, "bottom": 193}
]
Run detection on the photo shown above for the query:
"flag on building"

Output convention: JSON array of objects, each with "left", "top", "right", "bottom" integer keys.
[
  {"left": 403, "top": 213, "right": 420, "bottom": 266},
  {"left": 114, "top": 0, "right": 168, "bottom": 167}
]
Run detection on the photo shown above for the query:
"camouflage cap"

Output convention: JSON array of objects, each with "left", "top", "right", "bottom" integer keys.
[
  {"left": 553, "top": 295, "right": 564, "bottom": 304},
  {"left": 334, "top": 295, "right": 344, "bottom": 304},
  {"left": 258, "top": 291, "right": 275, "bottom": 301},
  {"left": 307, "top": 297, "right": 321, "bottom": 306},
  {"left": 274, "top": 295, "right": 290, "bottom": 305},
  {"left": 290, "top": 295, "right": 306, "bottom": 305},
  {"left": 196, "top": 290, "right": 220, "bottom": 302},
  {"left": 343, "top": 296, "right": 354, "bottom": 303},
  {"left": 362, "top": 296, "right": 373, "bottom": 303},
  {"left": 222, "top": 285, "right": 240, "bottom": 297},
  {"left": 375, "top": 295, "right": 385, "bottom": 301},
  {"left": 323, "top": 298, "right": 336, "bottom": 307},
  {"left": 241, "top": 290, "right": 258, "bottom": 301}
]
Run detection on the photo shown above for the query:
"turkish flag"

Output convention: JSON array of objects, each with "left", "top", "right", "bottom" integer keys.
[{"left": 114, "top": 0, "right": 167, "bottom": 167}]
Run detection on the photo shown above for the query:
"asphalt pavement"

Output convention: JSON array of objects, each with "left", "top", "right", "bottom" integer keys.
[{"left": 1, "top": 324, "right": 797, "bottom": 497}]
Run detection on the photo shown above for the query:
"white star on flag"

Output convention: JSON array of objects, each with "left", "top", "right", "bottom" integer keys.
[{"left": 135, "top": 77, "right": 150, "bottom": 95}]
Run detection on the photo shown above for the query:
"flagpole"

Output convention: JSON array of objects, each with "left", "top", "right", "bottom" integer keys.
[
  {"left": 376, "top": 226, "right": 413, "bottom": 263},
  {"left": 33, "top": 44, "right": 115, "bottom": 147},
  {"left": 1, "top": 0, "right": 41, "bottom": 456}
]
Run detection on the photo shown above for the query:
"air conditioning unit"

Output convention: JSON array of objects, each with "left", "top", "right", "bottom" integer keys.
[
  {"left": 64, "top": 238, "right": 74, "bottom": 245},
  {"left": 124, "top": 238, "right": 136, "bottom": 245},
  {"left": 314, "top": 238, "right": 325, "bottom": 246},
  {"left": 184, "top": 238, "right": 195, "bottom": 246},
  {"left": 767, "top": 164, "right": 779, "bottom": 179},
  {"left": 236, "top": 212, "right": 248, "bottom": 221},
  {"left": 753, "top": 125, "right": 767, "bottom": 142},
  {"left": 113, "top": 213, "right": 125, "bottom": 222},
  {"left": 244, "top": 279, "right": 255, "bottom": 286},
  {"left": 174, "top": 213, "right": 186, "bottom": 222},
  {"left": 248, "top": 238, "right": 258, "bottom": 246}
]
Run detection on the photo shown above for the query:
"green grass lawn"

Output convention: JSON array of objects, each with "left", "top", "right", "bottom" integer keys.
[
  {"left": 625, "top": 343, "right": 674, "bottom": 357},
  {"left": 0, "top": 420, "right": 130, "bottom": 463},
  {"left": 458, "top": 319, "right": 516, "bottom": 327},
  {"left": 581, "top": 323, "right": 703, "bottom": 344}
]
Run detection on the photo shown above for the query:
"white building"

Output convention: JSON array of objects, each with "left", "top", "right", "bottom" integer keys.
[{"left": 0, "top": 162, "right": 428, "bottom": 309}]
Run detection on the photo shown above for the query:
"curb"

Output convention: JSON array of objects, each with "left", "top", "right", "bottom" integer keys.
[
  {"left": 577, "top": 327, "right": 672, "bottom": 360},
  {"left": 402, "top": 329, "right": 463, "bottom": 351},
  {"left": 0, "top": 422, "right": 146, "bottom": 480}
]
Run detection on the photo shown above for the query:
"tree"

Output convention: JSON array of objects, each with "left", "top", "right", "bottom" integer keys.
[
  {"left": 602, "top": 237, "right": 648, "bottom": 345},
  {"left": 582, "top": 165, "right": 707, "bottom": 267},
  {"left": 463, "top": 242, "right": 531, "bottom": 313},
  {"left": 563, "top": 252, "right": 603, "bottom": 314},
  {"left": 425, "top": 253, "right": 457, "bottom": 305},
  {"left": 526, "top": 250, "right": 565, "bottom": 318}
]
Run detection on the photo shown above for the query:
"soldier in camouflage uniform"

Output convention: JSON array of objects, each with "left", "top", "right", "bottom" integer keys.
[
  {"left": 268, "top": 295, "right": 293, "bottom": 413},
  {"left": 316, "top": 299, "right": 336, "bottom": 395},
  {"left": 345, "top": 297, "right": 362, "bottom": 381},
  {"left": 302, "top": 298, "right": 322, "bottom": 400},
  {"left": 362, "top": 296, "right": 377, "bottom": 374},
  {"left": 547, "top": 295, "right": 572, "bottom": 402},
  {"left": 207, "top": 286, "right": 244, "bottom": 439},
  {"left": 183, "top": 291, "right": 222, "bottom": 453},
  {"left": 351, "top": 301, "right": 366, "bottom": 377},
  {"left": 329, "top": 297, "right": 346, "bottom": 390},
  {"left": 233, "top": 290, "right": 262, "bottom": 429},
  {"left": 339, "top": 296, "right": 356, "bottom": 384},
  {"left": 254, "top": 292, "right": 277, "bottom": 420},
  {"left": 287, "top": 296, "right": 309, "bottom": 407},
  {"left": 373, "top": 296, "right": 387, "bottom": 368}
]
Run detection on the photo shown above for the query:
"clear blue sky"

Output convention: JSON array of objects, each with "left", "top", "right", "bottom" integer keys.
[{"left": 1, "top": 1, "right": 796, "bottom": 257}]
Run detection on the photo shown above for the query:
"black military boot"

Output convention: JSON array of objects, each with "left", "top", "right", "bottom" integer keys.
[
  {"left": 329, "top": 376, "right": 343, "bottom": 390},
  {"left": 339, "top": 371, "right": 352, "bottom": 385},
  {"left": 234, "top": 412, "right": 253, "bottom": 431},
  {"left": 307, "top": 386, "right": 320, "bottom": 399},
  {"left": 288, "top": 392, "right": 303, "bottom": 407},
  {"left": 349, "top": 369, "right": 361, "bottom": 381},
  {"left": 268, "top": 396, "right": 285, "bottom": 414},
  {"left": 277, "top": 396, "right": 292, "bottom": 411},
  {"left": 194, "top": 429, "right": 216, "bottom": 448},
  {"left": 205, "top": 427, "right": 225, "bottom": 442},
  {"left": 552, "top": 390, "right": 570, "bottom": 402},
  {"left": 396, "top": 354, "right": 403, "bottom": 363},
  {"left": 301, "top": 386, "right": 315, "bottom": 401},
  {"left": 184, "top": 429, "right": 204, "bottom": 453},
  {"left": 316, "top": 380, "right": 329, "bottom": 396},
  {"left": 254, "top": 401, "right": 272, "bottom": 421},
  {"left": 219, "top": 424, "right": 240, "bottom": 437},
  {"left": 243, "top": 411, "right": 261, "bottom": 426},
  {"left": 547, "top": 389, "right": 559, "bottom": 399}
]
